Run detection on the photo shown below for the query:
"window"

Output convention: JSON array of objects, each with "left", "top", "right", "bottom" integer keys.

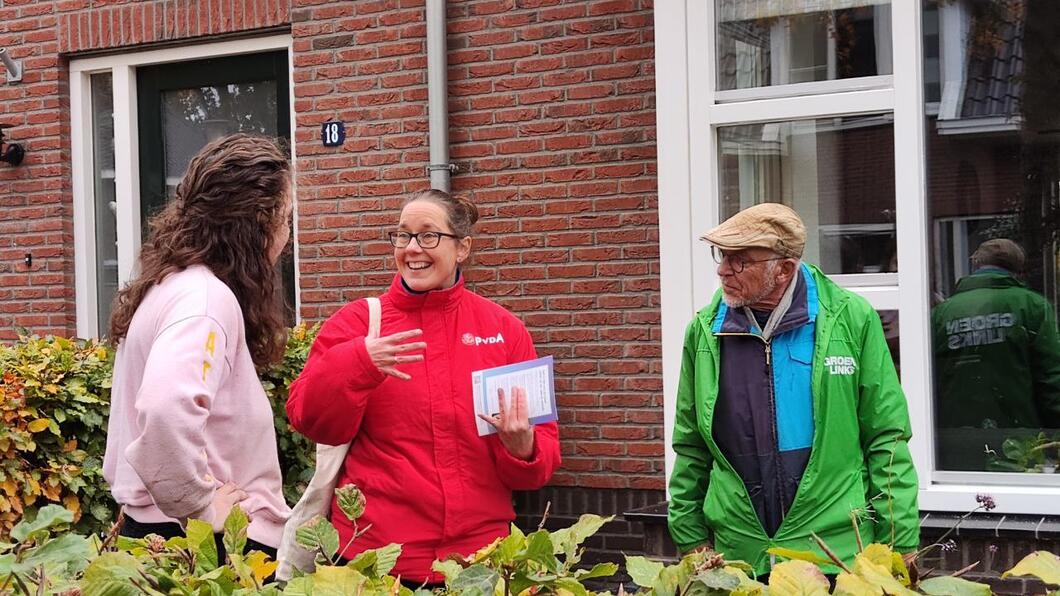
[
  {"left": 71, "top": 36, "right": 296, "bottom": 339},
  {"left": 90, "top": 73, "right": 117, "bottom": 331},
  {"left": 716, "top": 0, "right": 893, "bottom": 92},
  {"left": 926, "top": 0, "right": 1060, "bottom": 481},
  {"left": 718, "top": 115, "right": 896, "bottom": 275},
  {"left": 657, "top": 0, "right": 1060, "bottom": 513}
]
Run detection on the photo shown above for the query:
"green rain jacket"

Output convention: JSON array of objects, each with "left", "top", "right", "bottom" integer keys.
[
  {"left": 932, "top": 270, "right": 1060, "bottom": 430},
  {"left": 668, "top": 265, "right": 919, "bottom": 575}
]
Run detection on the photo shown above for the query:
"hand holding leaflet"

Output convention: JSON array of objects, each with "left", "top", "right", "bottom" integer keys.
[
  {"left": 477, "top": 386, "right": 535, "bottom": 460},
  {"left": 473, "top": 356, "right": 558, "bottom": 438}
]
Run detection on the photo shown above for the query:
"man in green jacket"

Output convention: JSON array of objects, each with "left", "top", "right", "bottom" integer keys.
[
  {"left": 668, "top": 203, "right": 919, "bottom": 576},
  {"left": 932, "top": 238, "right": 1060, "bottom": 470}
]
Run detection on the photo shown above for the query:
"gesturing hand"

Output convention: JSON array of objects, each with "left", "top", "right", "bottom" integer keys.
[
  {"left": 478, "top": 386, "right": 535, "bottom": 461},
  {"left": 365, "top": 329, "right": 426, "bottom": 380}
]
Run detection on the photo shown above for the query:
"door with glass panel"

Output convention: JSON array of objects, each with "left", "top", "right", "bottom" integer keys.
[{"left": 135, "top": 50, "right": 294, "bottom": 321}]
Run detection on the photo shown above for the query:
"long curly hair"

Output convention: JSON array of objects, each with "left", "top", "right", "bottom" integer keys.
[{"left": 108, "top": 134, "right": 291, "bottom": 366}]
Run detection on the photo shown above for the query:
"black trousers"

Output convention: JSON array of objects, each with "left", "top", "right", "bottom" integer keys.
[{"left": 120, "top": 514, "right": 278, "bottom": 562}]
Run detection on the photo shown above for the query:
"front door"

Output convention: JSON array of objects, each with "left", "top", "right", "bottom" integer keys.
[{"left": 136, "top": 50, "right": 294, "bottom": 321}]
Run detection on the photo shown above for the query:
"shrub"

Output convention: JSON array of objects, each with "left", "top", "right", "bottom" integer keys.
[
  {"left": 259, "top": 323, "right": 320, "bottom": 505},
  {"left": 0, "top": 334, "right": 114, "bottom": 539},
  {"left": 0, "top": 324, "right": 320, "bottom": 541}
]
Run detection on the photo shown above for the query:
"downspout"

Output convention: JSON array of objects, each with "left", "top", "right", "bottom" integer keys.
[{"left": 426, "top": 0, "right": 455, "bottom": 191}]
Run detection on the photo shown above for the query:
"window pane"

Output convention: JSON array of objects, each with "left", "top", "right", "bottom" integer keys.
[
  {"left": 91, "top": 73, "right": 117, "bottom": 336},
  {"left": 927, "top": 0, "right": 1060, "bottom": 473},
  {"left": 161, "top": 82, "right": 279, "bottom": 198},
  {"left": 716, "top": 0, "right": 893, "bottom": 91},
  {"left": 718, "top": 115, "right": 896, "bottom": 275}
]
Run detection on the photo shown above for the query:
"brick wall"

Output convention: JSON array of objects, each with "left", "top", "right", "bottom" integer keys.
[
  {"left": 0, "top": 0, "right": 665, "bottom": 491},
  {"left": 290, "top": 0, "right": 664, "bottom": 491},
  {"left": 0, "top": 0, "right": 290, "bottom": 340}
]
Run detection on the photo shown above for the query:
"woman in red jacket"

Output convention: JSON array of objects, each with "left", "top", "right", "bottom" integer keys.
[{"left": 286, "top": 190, "right": 561, "bottom": 584}]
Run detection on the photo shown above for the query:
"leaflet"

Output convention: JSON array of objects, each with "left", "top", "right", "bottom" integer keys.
[{"left": 472, "top": 356, "right": 557, "bottom": 437}]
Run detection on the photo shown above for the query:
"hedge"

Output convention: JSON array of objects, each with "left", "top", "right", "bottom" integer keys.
[{"left": 0, "top": 324, "right": 319, "bottom": 540}]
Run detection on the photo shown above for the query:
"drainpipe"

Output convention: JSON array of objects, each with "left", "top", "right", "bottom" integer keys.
[{"left": 426, "top": 0, "right": 455, "bottom": 191}]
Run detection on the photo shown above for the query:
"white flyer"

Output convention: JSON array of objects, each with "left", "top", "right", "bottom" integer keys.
[{"left": 472, "top": 356, "right": 557, "bottom": 437}]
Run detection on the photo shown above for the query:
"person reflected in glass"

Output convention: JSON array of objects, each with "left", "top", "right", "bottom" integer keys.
[
  {"left": 932, "top": 238, "right": 1060, "bottom": 470},
  {"left": 286, "top": 190, "right": 561, "bottom": 585}
]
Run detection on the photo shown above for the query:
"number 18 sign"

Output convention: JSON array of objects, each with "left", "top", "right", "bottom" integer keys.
[{"left": 321, "top": 121, "right": 346, "bottom": 147}]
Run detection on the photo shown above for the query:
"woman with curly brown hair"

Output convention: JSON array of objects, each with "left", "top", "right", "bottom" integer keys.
[{"left": 103, "top": 134, "right": 292, "bottom": 557}]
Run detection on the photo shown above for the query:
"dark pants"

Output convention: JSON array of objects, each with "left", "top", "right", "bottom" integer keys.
[{"left": 120, "top": 514, "right": 278, "bottom": 562}]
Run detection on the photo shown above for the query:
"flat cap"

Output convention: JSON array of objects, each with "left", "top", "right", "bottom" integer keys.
[
  {"left": 700, "top": 202, "right": 806, "bottom": 259},
  {"left": 972, "top": 238, "right": 1025, "bottom": 273}
]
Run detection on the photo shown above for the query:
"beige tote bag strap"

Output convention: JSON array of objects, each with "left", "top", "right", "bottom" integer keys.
[{"left": 367, "top": 297, "right": 381, "bottom": 339}]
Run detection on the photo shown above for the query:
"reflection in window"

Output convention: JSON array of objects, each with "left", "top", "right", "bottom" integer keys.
[
  {"left": 718, "top": 116, "right": 896, "bottom": 275},
  {"left": 91, "top": 73, "right": 117, "bottom": 335},
  {"left": 162, "top": 82, "right": 278, "bottom": 198},
  {"left": 927, "top": 0, "right": 1060, "bottom": 473},
  {"left": 716, "top": 0, "right": 893, "bottom": 91}
]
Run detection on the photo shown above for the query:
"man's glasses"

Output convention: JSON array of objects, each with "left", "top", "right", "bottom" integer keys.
[
  {"left": 710, "top": 246, "right": 786, "bottom": 273},
  {"left": 388, "top": 230, "right": 462, "bottom": 249}
]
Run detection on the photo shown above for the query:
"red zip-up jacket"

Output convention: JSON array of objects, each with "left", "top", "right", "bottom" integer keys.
[{"left": 287, "top": 275, "right": 561, "bottom": 582}]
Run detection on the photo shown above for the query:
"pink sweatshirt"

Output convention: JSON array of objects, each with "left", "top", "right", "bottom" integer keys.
[{"left": 103, "top": 265, "right": 290, "bottom": 547}]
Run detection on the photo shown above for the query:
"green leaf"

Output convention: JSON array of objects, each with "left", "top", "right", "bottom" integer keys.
[
  {"left": 625, "top": 555, "right": 665, "bottom": 588},
  {"left": 348, "top": 543, "right": 401, "bottom": 579},
  {"left": 187, "top": 518, "right": 220, "bottom": 571},
  {"left": 451, "top": 563, "right": 501, "bottom": 596},
  {"left": 334, "top": 484, "right": 366, "bottom": 522},
  {"left": 919, "top": 576, "right": 994, "bottom": 595},
  {"left": 693, "top": 568, "right": 740, "bottom": 591},
  {"left": 550, "top": 514, "right": 613, "bottom": 555},
  {"left": 0, "top": 553, "right": 32, "bottom": 578},
  {"left": 11, "top": 504, "right": 74, "bottom": 541},
  {"left": 295, "top": 515, "right": 340, "bottom": 562},
  {"left": 1003, "top": 550, "right": 1060, "bottom": 584},
  {"left": 555, "top": 576, "right": 590, "bottom": 596},
  {"left": 81, "top": 552, "right": 144, "bottom": 596},
  {"left": 517, "top": 529, "right": 559, "bottom": 572},
  {"left": 576, "top": 562, "right": 618, "bottom": 580},
  {"left": 22, "top": 533, "right": 94, "bottom": 575},
  {"left": 432, "top": 559, "right": 465, "bottom": 586},
  {"left": 223, "top": 505, "right": 250, "bottom": 557},
  {"left": 767, "top": 546, "right": 834, "bottom": 567},
  {"left": 282, "top": 576, "right": 314, "bottom": 596},
  {"left": 494, "top": 524, "right": 526, "bottom": 563}
]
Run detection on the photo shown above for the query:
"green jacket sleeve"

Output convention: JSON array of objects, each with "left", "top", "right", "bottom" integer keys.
[
  {"left": 668, "top": 318, "right": 715, "bottom": 551},
  {"left": 856, "top": 309, "right": 920, "bottom": 551},
  {"left": 1029, "top": 299, "right": 1060, "bottom": 428}
]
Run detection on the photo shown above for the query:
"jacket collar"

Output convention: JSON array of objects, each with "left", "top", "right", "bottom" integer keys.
[
  {"left": 385, "top": 272, "right": 466, "bottom": 312},
  {"left": 712, "top": 263, "right": 818, "bottom": 336},
  {"left": 954, "top": 269, "right": 1025, "bottom": 294}
]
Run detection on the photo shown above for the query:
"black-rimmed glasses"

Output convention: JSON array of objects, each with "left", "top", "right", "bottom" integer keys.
[
  {"left": 388, "top": 230, "right": 462, "bottom": 249},
  {"left": 710, "top": 246, "right": 786, "bottom": 273}
]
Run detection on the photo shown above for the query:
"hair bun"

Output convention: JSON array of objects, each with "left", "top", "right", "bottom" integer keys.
[{"left": 454, "top": 195, "right": 480, "bottom": 227}]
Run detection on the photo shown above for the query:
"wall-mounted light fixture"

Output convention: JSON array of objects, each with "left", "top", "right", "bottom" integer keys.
[
  {"left": 0, "top": 125, "right": 25, "bottom": 166},
  {"left": 0, "top": 48, "right": 22, "bottom": 83}
]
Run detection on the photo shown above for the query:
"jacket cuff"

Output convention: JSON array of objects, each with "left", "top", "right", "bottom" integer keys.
[{"left": 350, "top": 337, "right": 387, "bottom": 387}]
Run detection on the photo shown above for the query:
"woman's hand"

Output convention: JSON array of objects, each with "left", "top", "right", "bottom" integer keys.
[
  {"left": 479, "top": 386, "right": 535, "bottom": 460},
  {"left": 365, "top": 329, "right": 426, "bottom": 380},
  {"left": 209, "top": 483, "right": 247, "bottom": 532}
]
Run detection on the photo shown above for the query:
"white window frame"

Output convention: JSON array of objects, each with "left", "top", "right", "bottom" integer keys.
[
  {"left": 70, "top": 35, "right": 298, "bottom": 339},
  {"left": 657, "top": 1, "right": 1060, "bottom": 514}
]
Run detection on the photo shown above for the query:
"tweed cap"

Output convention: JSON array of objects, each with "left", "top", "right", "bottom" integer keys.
[
  {"left": 972, "top": 238, "right": 1025, "bottom": 273},
  {"left": 700, "top": 203, "right": 806, "bottom": 259}
]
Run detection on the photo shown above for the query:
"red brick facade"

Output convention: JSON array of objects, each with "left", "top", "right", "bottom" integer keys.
[{"left": 0, "top": 0, "right": 663, "bottom": 492}]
